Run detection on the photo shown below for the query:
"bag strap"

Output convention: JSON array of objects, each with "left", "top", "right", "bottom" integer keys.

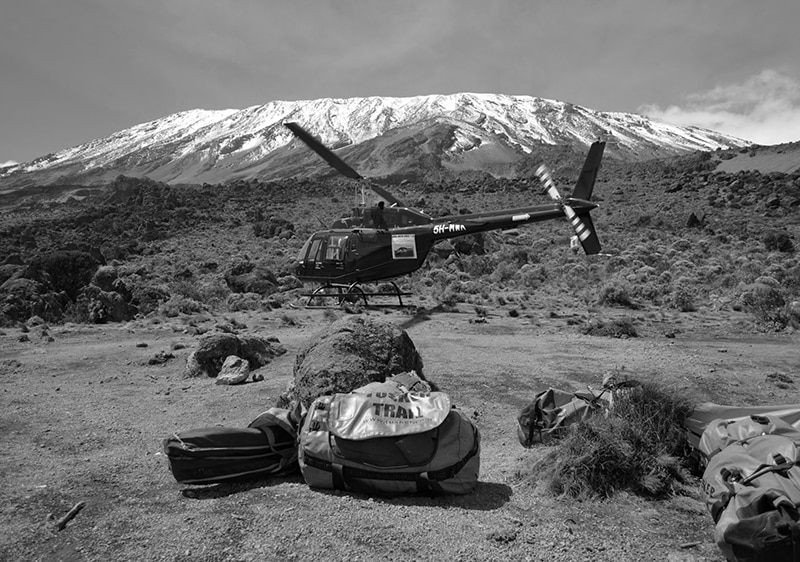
[
  {"left": 710, "top": 456, "right": 797, "bottom": 522},
  {"left": 304, "top": 424, "right": 480, "bottom": 493},
  {"left": 741, "top": 455, "right": 795, "bottom": 486},
  {"left": 526, "top": 403, "right": 541, "bottom": 447}
]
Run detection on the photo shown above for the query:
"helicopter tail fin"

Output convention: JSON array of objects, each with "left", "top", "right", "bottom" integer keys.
[{"left": 570, "top": 141, "right": 606, "bottom": 201}]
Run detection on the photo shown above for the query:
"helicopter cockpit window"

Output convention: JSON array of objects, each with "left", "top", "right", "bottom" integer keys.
[
  {"left": 324, "top": 234, "right": 348, "bottom": 261},
  {"left": 299, "top": 238, "right": 323, "bottom": 264}
]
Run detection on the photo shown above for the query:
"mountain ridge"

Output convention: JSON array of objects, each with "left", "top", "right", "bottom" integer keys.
[{"left": 1, "top": 93, "right": 752, "bottom": 188}]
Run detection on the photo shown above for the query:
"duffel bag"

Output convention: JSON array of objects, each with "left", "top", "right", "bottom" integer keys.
[
  {"left": 164, "top": 406, "right": 301, "bottom": 484},
  {"left": 700, "top": 416, "right": 800, "bottom": 561},
  {"left": 684, "top": 403, "right": 800, "bottom": 454},
  {"left": 698, "top": 414, "right": 800, "bottom": 467},
  {"left": 516, "top": 387, "right": 609, "bottom": 447},
  {"left": 298, "top": 379, "right": 480, "bottom": 495}
]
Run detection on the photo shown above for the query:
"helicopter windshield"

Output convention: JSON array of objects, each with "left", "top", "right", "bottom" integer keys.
[
  {"left": 297, "top": 236, "right": 324, "bottom": 263},
  {"left": 297, "top": 237, "right": 312, "bottom": 262}
]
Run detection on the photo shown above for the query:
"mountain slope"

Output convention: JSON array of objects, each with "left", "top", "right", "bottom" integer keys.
[{"left": 0, "top": 93, "right": 751, "bottom": 187}]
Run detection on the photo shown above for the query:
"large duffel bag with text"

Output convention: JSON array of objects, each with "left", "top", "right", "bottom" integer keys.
[{"left": 298, "top": 378, "right": 480, "bottom": 495}]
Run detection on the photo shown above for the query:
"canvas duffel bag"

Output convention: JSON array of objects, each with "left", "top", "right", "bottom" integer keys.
[
  {"left": 684, "top": 403, "right": 800, "bottom": 453},
  {"left": 164, "top": 406, "right": 301, "bottom": 485},
  {"left": 700, "top": 415, "right": 800, "bottom": 561},
  {"left": 298, "top": 380, "right": 480, "bottom": 495},
  {"left": 516, "top": 387, "right": 609, "bottom": 447},
  {"left": 698, "top": 414, "right": 800, "bottom": 467}
]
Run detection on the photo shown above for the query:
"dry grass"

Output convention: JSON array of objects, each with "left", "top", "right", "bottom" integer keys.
[{"left": 534, "top": 382, "right": 694, "bottom": 499}]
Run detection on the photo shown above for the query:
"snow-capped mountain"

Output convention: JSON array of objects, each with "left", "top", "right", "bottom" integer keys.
[{"left": 0, "top": 93, "right": 751, "bottom": 187}]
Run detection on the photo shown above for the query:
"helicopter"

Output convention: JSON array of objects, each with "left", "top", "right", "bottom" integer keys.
[{"left": 284, "top": 122, "right": 606, "bottom": 305}]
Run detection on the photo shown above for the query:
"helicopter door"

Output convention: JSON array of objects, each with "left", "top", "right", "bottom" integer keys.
[{"left": 319, "top": 233, "right": 349, "bottom": 280}]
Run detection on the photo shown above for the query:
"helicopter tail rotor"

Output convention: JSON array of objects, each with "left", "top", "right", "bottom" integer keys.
[{"left": 535, "top": 164, "right": 601, "bottom": 255}]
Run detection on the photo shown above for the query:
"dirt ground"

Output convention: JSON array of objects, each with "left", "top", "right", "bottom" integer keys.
[{"left": 1, "top": 304, "right": 799, "bottom": 562}]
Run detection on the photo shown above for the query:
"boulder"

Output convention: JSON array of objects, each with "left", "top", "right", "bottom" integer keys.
[
  {"left": 0, "top": 278, "right": 71, "bottom": 325},
  {"left": 185, "top": 333, "right": 286, "bottom": 378},
  {"left": 224, "top": 260, "right": 279, "bottom": 295},
  {"left": 0, "top": 264, "right": 24, "bottom": 286},
  {"left": 282, "top": 316, "right": 427, "bottom": 407},
  {"left": 214, "top": 355, "right": 250, "bottom": 385},
  {"left": 80, "top": 286, "right": 131, "bottom": 323},
  {"left": 91, "top": 265, "right": 119, "bottom": 292}
]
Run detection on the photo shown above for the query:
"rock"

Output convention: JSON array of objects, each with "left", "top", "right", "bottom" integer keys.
[
  {"left": 0, "top": 278, "right": 71, "bottom": 325},
  {"left": 91, "top": 265, "right": 119, "bottom": 292},
  {"left": 282, "top": 316, "right": 427, "bottom": 407},
  {"left": 82, "top": 287, "right": 130, "bottom": 323},
  {"left": 148, "top": 351, "right": 175, "bottom": 365},
  {"left": 26, "top": 315, "right": 46, "bottom": 327},
  {"left": 2, "top": 254, "right": 24, "bottom": 266},
  {"left": 184, "top": 332, "right": 286, "bottom": 378},
  {"left": 215, "top": 355, "right": 250, "bottom": 385},
  {"left": 224, "top": 260, "right": 279, "bottom": 295},
  {"left": 0, "top": 263, "right": 24, "bottom": 286},
  {"left": 686, "top": 212, "right": 705, "bottom": 228}
]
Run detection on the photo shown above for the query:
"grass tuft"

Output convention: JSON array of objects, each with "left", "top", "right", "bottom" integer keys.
[{"left": 534, "top": 382, "right": 693, "bottom": 500}]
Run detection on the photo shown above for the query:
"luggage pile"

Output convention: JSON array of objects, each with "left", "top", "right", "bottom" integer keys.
[
  {"left": 164, "top": 373, "right": 480, "bottom": 496},
  {"left": 689, "top": 407, "right": 800, "bottom": 562}
]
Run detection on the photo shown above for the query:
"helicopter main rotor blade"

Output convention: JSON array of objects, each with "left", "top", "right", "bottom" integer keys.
[
  {"left": 366, "top": 184, "right": 404, "bottom": 207},
  {"left": 284, "top": 121, "right": 405, "bottom": 208},
  {"left": 284, "top": 122, "right": 363, "bottom": 180}
]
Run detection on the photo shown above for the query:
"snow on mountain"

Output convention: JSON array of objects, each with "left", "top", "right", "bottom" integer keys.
[
  {"left": 0, "top": 160, "right": 19, "bottom": 174},
  {"left": 0, "top": 93, "right": 751, "bottom": 187}
]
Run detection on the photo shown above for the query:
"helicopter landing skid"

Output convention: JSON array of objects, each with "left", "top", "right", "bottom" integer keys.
[{"left": 302, "top": 282, "right": 411, "bottom": 308}]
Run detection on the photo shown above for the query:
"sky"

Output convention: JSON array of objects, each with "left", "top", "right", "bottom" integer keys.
[{"left": 2, "top": 0, "right": 800, "bottom": 165}]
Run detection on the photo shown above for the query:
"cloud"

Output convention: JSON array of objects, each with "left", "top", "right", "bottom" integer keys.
[{"left": 639, "top": 70, "right": 800, "bottom": 145}]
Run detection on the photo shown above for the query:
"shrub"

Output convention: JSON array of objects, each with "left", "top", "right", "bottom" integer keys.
[
  {"left": 666, "top": 279, "right": 697, "bottom": 312},
  {"left": 25, "top": 251, "right": 100, "bottom": 301},
  {"left": 226, "top": 292, "right": 264, "bottom": 312},
  {"left": 128, "top": 284, "right": 170, "bottom": 316},
  {"left": 519, "top": 264, "right": 548, "bottom": 289},
  {"left": 158, "top": 295, "right": 206, "bottom": 317},
  {"left": 764, "top": 231, "right": 795, "bottom": 253},
  {"left": 538, "top": 383, "right": 693, "bottom": 499},
  {"left": 582, "top": 317, "right": 638, "bottom": 338},
  {"left": 740, "top": 279, "right": 789, "bottom": 330},
  {"left": 172, "top": 278, "right": 230, "bottom": 308},
  {"left": 596, "top": 281, "right": 638, "bottom": 309}
]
